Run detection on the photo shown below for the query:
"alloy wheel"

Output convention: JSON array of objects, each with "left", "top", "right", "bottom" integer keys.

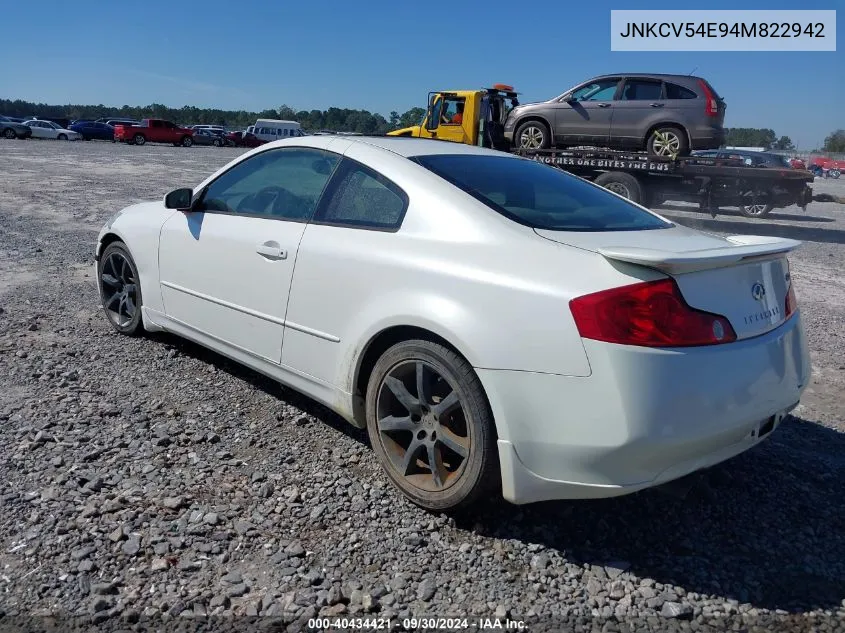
[
  {"left": 100, "top": 251, "right": 138, "bottom": 328},
  {"left": 375, "top": 360, "right": 471, "bottom": 492}
]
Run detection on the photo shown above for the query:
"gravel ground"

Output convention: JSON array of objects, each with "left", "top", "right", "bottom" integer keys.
[{"left": 0, "top": 139, "right": 843, "bottom": 632}]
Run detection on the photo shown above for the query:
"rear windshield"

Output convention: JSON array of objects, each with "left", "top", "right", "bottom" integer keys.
[{"left": 411, "top": 154, "right": 672, "bottom": 232}]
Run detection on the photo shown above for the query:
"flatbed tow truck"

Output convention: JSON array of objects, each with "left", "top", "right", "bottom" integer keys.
[{"left": 388, "top": 85, "right": 843, "bottom": 218}]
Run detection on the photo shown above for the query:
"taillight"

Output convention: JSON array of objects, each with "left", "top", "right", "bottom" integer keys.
[
  {"left": 785, "top": 261, "right": 797, "bottom": 318},
  {"left": 569, "top": 278, "right": 737, "bottom": 348},
  {"left": 697, "top": 79, "right": 719, "bottom": 117}
]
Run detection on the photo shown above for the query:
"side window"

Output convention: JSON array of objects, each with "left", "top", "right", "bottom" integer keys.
[
  {"left": 199, "top": 148, "right": 339, "bottom": 221},
  {"left": 440, "top": 97, "right": 466, "bottom": 125},
  {"left": 664, "top": 82, "right": 698, "bottom": 100},
  {"left": 569, "top": 79, "right": 620, "bottom": 102},
  {"left": 619, "top": 79, "right": 663, "bottom": 101},
  {"left": 315, "top": 160, "right": 408, "bottom": 230}
]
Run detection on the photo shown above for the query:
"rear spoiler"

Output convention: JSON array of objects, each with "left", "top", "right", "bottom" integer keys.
[{"left": 597, "top": 235, "right": 801, "bottom": 274}]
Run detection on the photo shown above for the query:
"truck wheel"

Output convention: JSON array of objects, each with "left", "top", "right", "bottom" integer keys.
[
  {"left": 647, "top": 126, "right": 689, "bottom": 157},
  {"left": 181, "top": 136, "right": 193, "bottom": 147},
  {"left": 133, "top": 134, "right": 146, "bottom": 146},
  {"left": 594, "top": 172, "right": 644, "bottom": 205},
  {"left": 514, "top": 120, "right": 551, "bottom": 150}
]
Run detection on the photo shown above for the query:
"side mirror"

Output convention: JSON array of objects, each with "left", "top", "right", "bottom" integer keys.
[
  {"left": 563, "top": 94, "right": 577, "bottom": 103},
  {"left": 425, "top": 96, "right": 443, "bottom": 132},
  {"left": 164, "top": 187, "right": 193, "bottom": 210}
]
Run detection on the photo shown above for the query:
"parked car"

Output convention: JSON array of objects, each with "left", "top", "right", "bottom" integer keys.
[
  {"left": 226, "top": 131, "right": 265, "bottom": 148},
  {"left": 192, "top": 128, "right": 233, "bottom": 147},
  {"left": 22, "top": 119, "right": 82, "bottom": 140},
  {"left": 504, "top": 73, "right": 726, "bottom": 156},
  {"left": 691, "top": 149, "right": 801, "bottom": 216},
  {"left": 788, "top": 157, "right": 806, "bottom": 170},
  {"left": 94, "top": 136, "right": 808, "bottom": 511},
  {"left": 0, "top": 115, "right": 32, "bottom": 139},
  {"left": 692, "top": 149, "right": 796, "bottom": 169},
  {"left": 114, "top": 119, "right": 194, "bottom": 146},
  {"left": 70, "top": 121, "right": 115, "bottom": 141}
]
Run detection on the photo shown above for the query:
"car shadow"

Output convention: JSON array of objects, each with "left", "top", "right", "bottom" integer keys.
[
  {"left": 459, "top": 415, "right": 845, "bottom": 614},
  {"left": 144, "top": 333, "right": 843, "bottom": 614},
  {"left": 146, "top": 331, "right": 369, "bottom": 446}
]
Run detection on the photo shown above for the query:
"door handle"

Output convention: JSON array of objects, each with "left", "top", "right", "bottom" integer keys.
[
  {"left": 256, "top": 241, "right": 287, "bottom": 259},
  {"left": 597, "top": 103, "right": 612, "bottom": 108},
  {"left": 649, "top": 103, "right": 665, "bottom": 107}
]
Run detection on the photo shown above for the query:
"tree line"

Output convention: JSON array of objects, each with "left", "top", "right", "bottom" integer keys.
[
  {"left": 0, "top": 98, "right": 426, "bottom": 135},
  {"left": 2, "top": 97, "right": 842, "bottom": 152}
]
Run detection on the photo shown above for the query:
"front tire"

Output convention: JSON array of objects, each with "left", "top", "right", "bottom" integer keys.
[
  {"left": 3, "top": 128, "right": 16, "bottom": 139},
  {"left": 513, "top": 120, "right": 551, "bottom": 150},
  {"left": 133, "top": 134, "right": 146, "bottom": 146},
  {"left": 647, "top": 126, "right": 689, "bottom": 157},
  {"left": 57, "top": 133, "right": 68, "bottom": 141},
  {"left": 365, "top": 340, "right": 499, "bottom": 512},
  {"left": 98, "top": 241, "right": 143, "bottom": 336},
  {"left": 212, "top": 138, "right": 221, "bottom": 147},
  {"left": 181, "top": 136, "right": 193, "bottom": 147}
]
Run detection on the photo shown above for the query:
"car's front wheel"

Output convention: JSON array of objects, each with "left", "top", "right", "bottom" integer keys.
[
  {"left": 98, "top": 241, "right": 143, "bottom": 336},
  {"left": 514, "top": 120, "right": 551, "bottom": 150},
  {"left": 365, "top": 339, "right": 499, "bottom": 512},
  {"left": 181, "top": 136, "right": 193, "bottom": 147},
  {"left": 57, "top": 133, "right": 67, "bottom": 141}
]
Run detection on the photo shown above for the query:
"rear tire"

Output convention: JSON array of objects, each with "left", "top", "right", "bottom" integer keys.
[
  {"left": 212, "top": 138, "right": 221, "bottom": 147},
  {"left": 647, "top": 125, "right": 689, "bottom": 157},
  {"left": 365, "top": 339, "right": 499, "bottom": 513},
  {"left": 133, "top": 134, "right": 146, "bottom": 146},
  {"left": 3, "top": 128, "right": 16, "bottom": 139},
  {"left": 57, "top": 133, "right": 67, "bottom": 141},
  {"left": 593, "top": 171, "right": 644, "bottom": 205},
  {"left": 514, "top": 120, "right": 551, "bottom": 150}
]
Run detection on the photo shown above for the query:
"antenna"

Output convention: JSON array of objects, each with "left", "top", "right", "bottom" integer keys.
[{"left": 688, "top": 66, "right": 698, "bottom": 76}]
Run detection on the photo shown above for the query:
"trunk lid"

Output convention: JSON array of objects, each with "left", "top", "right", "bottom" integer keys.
[{"left": 535, "top": 226, "right": 799, "bottom": 340}]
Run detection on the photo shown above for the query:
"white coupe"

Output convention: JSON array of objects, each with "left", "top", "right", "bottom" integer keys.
[
  {"left": 22, "top": 120, "right": 82, "bottom": 140},
  {"left": 95, "top": 136, "right": 810, "bottom": 511}
]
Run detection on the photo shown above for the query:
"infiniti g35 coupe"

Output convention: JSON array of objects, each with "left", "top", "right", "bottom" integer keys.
[{"left": 94, "top": 136, "right": 809, "bottom": 512}]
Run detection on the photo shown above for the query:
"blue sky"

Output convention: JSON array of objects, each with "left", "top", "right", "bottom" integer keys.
[{"left": 1, "top": 0, "right": 841, "bottom": 148}]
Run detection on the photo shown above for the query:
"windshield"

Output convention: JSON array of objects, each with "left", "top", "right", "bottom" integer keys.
[{"left": 411, "top": 154, "right": 672, "bottom": 232}]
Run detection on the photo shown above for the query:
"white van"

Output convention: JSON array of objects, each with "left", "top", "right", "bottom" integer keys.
[{"left": 252, "top": 119, "right": 304, "bottom": 142}]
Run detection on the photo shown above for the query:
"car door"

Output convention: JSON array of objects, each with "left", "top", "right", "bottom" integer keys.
[
  {"left": 609, "top": 77, "right": 665, "bottom": 149},
  {"left": 281, "top": 146, "right": 409, "bottom": 386},
  {"left": 157, "top": 146, "right": 341, "bottom": 363},
  {"left": 551, "top": 77, "right": 620, "bottom": 146}
]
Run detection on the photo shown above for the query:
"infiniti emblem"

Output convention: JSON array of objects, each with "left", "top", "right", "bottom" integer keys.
[{"left": 751, "top": 282, "right": 766, "bottom": 301}]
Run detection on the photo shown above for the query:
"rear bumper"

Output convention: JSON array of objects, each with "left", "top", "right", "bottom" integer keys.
[
  {"left": 478, "top": 312, "right": 810, "bottom": 505},
  {"left": 689, "top": 125, "right": 725, "bottom": 150}
]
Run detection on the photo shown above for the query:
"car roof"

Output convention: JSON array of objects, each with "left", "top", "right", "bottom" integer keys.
[{"left": 335, "top": 135, "right": 517, "bottom": 159}]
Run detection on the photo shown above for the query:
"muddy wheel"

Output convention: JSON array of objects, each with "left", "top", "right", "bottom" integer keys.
[{"left": 365, "top": 339, "right": 499, "bottom": 512}]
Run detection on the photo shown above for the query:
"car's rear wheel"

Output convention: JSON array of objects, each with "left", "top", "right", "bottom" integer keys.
[
  {"left": 365, "top": 339, "right": 499, "bottom": 512},
  {"left": 212, "top": 138, "right": 221, "bottom": 147},
  {"left": 647, "top": 126, "right": 689, "bottom": 157},
  {"left": 133, "top": 134, "right": 146, "bottom": 146},
  {"left": 57, "top": 133, "right": 67, "bottom": 141},
  {"left": 181, "top": 136, "right": 193, "bottom": 147},
  {"left": 514, "top": 120, "right": 551, "bottom": 150},
  {"left": 3, "top": 128, "right": 16, "bottom": 139},
  {"left": 98, "top": 241, "right": 143, "bottom": 336}
]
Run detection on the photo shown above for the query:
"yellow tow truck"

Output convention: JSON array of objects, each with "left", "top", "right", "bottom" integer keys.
[{"left": 388, "top": 84, "right": 519, "bottom": 150}]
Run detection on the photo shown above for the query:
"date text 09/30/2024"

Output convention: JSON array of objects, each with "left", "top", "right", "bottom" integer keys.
[{"left": 307, "top": 617, "right": 528, "bottom": 630}]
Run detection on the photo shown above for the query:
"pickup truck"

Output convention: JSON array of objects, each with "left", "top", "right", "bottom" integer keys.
[{"left": 114, "top": 119, "right": 194, "bottom": 147}]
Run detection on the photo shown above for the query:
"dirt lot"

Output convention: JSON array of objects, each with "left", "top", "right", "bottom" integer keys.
[{"left": 1, "top": 139, "right": 843, "bottom": 631}]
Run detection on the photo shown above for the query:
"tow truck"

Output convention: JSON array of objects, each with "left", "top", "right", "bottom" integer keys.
[{"left": 388, "top": 85, "right": 841, "bottom": 218}]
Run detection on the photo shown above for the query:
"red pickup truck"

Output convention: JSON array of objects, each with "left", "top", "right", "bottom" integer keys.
[{"left": 114, "top": 119, "right": 194, "bottom": 147}]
